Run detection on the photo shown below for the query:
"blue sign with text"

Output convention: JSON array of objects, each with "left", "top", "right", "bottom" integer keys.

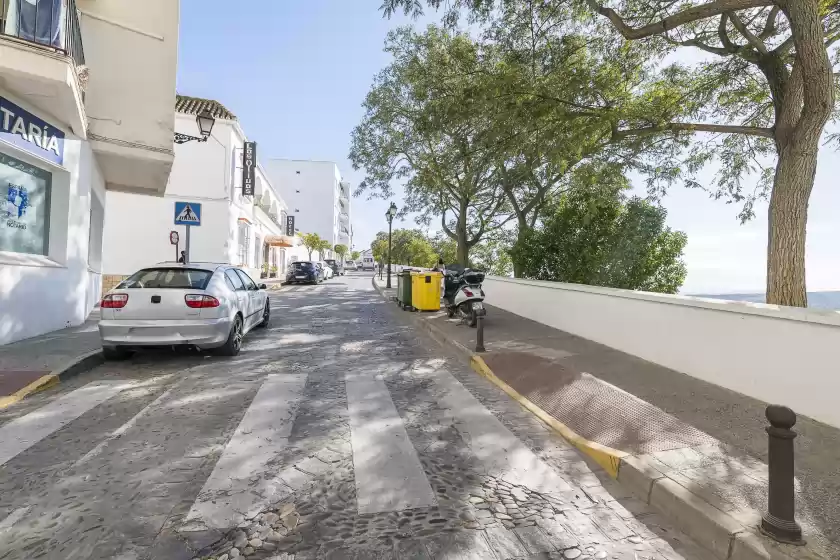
[
  {"left": 0, "top": 96, "right": 65, "bottom": 165},
  {"left": 174, "top": 201, "right": 201, "bottom": 226}
]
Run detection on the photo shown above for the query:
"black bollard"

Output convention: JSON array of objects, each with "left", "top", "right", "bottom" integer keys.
[
  {"left": 761, "top": 405, "right": 804, "bottom": 544},
  {"left": 475, "top": 314, "right": 486, "bottom": 353}
]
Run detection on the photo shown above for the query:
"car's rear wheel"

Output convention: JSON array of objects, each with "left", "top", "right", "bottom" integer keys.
[
  {"left": 257, "top": 301, "right": 270, "bottom": 328},
  {"left": 102, "top": 346, "right": 130, "bottom": 360},
  {"left": 215, "top": 315, "right": 243, "bottom": 356}
]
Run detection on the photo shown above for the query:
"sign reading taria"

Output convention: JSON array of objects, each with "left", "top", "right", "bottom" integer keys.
[{"left": 0, "top": 97, "right": 65, "bottom": 165}]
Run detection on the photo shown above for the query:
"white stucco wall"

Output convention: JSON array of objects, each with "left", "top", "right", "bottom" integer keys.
[
  {"left": 483, "top": 277, "right": 840, "bottom": 429},
  {"left": 78, "top": 0, "right": 179, "bottom": 152},
  {"left": 0, "top": 109, "right": 104, "bottom": 345},
  {"left": 102, "top": 116, "right": 289, "bottom": 280}
]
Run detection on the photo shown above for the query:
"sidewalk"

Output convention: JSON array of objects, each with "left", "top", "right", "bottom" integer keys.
[
  {"left": 373, "top": 276, "right": 838, "bottom": 560},
  {"left": 0, "top": 310, "right": 103, "bottom": 409}
]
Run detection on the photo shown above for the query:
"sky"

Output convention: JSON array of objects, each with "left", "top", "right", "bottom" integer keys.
[{"left": 176, "top": 0, "right": 840, "bottom": 294}]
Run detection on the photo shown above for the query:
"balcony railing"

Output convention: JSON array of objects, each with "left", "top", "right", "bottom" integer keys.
[{"left": 0, "top": 0, "right": 85, "bottom": 66}]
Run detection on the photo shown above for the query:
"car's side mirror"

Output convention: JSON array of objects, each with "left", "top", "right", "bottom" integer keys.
[{"left": 258, "top": 283, "right": 267, "bottom": 290}]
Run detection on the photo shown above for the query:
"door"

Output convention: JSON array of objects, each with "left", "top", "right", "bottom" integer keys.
[
  {"left": 224, "top": 269, "right": 250, "bottom": 325},
  {"left": 235, "top": 269, "right": 263, "bottom": 330}
]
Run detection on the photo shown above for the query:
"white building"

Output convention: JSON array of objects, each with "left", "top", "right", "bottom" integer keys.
[
  {"left": 264, "top": 159, "right": 352, "bottom": 258},
  {"left": 101, "top": 96, "right": 295, "bottom": 290},
  {"left": 0, "top": 0, "right": 179, "bottom": 345}
]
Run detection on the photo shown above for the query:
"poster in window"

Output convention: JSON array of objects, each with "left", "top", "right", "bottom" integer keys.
[{"left": 0, "top": 153, "right": 51, "bottom": 255}]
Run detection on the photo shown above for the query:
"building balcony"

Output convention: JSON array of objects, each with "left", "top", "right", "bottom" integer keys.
[
  {"left": 0, "top": 0, "right": 87, "bottom": 137},
  {"left": 78, "top": 0, "right": 178, "bottom": 195},
  {"left": 339, "top": 211, "right": 349, "bottom": 222}
]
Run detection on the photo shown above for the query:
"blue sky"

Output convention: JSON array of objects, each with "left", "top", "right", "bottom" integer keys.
[{"left": 177, "top": 0, "right": 840, "bottom": 294}]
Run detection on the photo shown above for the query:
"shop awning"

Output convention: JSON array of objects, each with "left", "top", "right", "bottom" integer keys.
[{"left": 264, "top": 235, "right": 295, "bottom": 247}]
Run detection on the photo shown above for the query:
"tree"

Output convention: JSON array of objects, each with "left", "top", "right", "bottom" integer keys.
[
  {"left": 430, "top": 233, "right": 458, "bottom": 265},
  {"left": 334, "top": 244, "right": 348, "bottom": 262},
  {"left": 470, "top": 233, "right": 514, "bottom": 276},
  {"left": 371, "top": 233, "right": 389, "bottom": 268},
  {"left": 317, "top": 239, "right": 332, "bottom": 259},
  {"left": 350, "top": 27, "right": 511, "bottom": 266},
  {"left": 300, "top": 232, "right": 323, "bottom": 261},
  {"left": 351, "top": 250, "right": 361, "bottom": 261},
  {"left": 511, "top": 184, "right": 688, "bottom": 293},
  {"left": 382, "top": 0, "right": 840, "bottom": 307}
]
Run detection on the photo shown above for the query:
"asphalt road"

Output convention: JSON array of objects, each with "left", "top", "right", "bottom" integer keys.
[{"left": 0, "top": 273, "right": 713, "bottom": 560}]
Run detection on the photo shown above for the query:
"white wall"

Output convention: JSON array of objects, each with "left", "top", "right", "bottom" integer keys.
[
  {"left": 483, "top": 277, "right": 840, "bottom": 429},
  {"left": 0, "top": 130, "right": 104, "bottom": 345},
  {"left": 264, "top": 159, "right": 342, "bottom": 247},
  {"left": 78, "top": 0, "right": 179, "bottom": 153}
]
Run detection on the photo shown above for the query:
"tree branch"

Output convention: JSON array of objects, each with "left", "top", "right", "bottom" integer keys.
[
  {"left": 759, "top": 6, "right": 780, "bottom": 40},
  {"left": 613, "top": 122, "right": 774, "bottom": 140},
  {"left": 585, "top": 0, "right": 775, "bottom": 41},
  {"left": 728, "top": 11, "right": 769, "bottom": 54}
]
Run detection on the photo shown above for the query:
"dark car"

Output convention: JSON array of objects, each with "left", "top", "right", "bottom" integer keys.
[
  {"left": 286, "top": 261, "right": 322, "bottom": 284},
  {"left": 324, "top": 259, "right": 345, "bottom": 276}
]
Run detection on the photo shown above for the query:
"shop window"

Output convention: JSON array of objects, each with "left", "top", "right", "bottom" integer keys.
[{"left": 0, "top": 152, "right": 51, "bottom": 256}]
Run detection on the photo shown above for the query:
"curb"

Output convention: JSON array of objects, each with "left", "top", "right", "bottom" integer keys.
[
  {"left": 0, "top": 349, "right": 104, "bottom": 410},
  {"left": 371, "top": 276, "right": 825, "bottom": 560}
]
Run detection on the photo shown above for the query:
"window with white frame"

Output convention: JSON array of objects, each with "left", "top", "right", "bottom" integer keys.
[{"left": 237, "top": 221, "right": 250, "bottom": 266}]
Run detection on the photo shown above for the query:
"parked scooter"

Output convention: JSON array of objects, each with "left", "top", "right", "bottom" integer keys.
[{"left": 443, "top": 266, "right": 486, "bottom": 327}]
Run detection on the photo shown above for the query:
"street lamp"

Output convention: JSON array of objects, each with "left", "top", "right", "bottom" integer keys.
[
  {"left": 385, "top": 201, "right": 397, "bottom": 289},
  {"left": 174, "top": 110, "right": 216, "bottom": 144}
]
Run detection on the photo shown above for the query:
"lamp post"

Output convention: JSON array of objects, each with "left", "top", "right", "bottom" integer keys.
[
  {"left": 385, "top": 202, "right": 397, "bottom": 289},
  {"left": 174, "top": 110, "right": 216, "bottom": 144}
]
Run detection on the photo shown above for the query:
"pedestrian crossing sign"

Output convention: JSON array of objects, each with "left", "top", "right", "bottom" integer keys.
[{"left": 174, "top": 201, "right": 201, "bottom": 226}]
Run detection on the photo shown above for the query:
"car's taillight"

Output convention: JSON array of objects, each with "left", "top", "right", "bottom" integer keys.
[
  {"left": 101, "top": 293, "right": 129, "bottom": 309},
  {"left": 463, "top": 288, "right": 474, "bottom": 297},
  {"left": 185, "top": 295, "right": 220, "bottom": 308}
]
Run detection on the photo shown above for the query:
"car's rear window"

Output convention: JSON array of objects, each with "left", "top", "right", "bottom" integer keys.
[
  {"left": 292, "top": 262, "right": 314, "bottom": 269},
  {"left": 118, "top": 268, "right": 213, "bottom": 290}
]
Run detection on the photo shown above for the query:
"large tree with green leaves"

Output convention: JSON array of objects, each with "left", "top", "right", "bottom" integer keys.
[
  {"left": 511, "top": 179, "right": 688, "bottom": 293},
  {"left": 383, "top": 0, "right": 840, "bottom": 307},
  {"left": 350, "top": 26, "right": 511, "bottom": 266},
  {"left": 300, "top": 232, "right": 324, "bottom": 261},
  {"left": 334, "top": 244, "right": 348, "bottom": 261}
]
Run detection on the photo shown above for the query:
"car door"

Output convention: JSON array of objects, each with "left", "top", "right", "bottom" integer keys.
[
  {"left": 235, "top": 269, "right": 262, "bottom": 330},
  {"left": 223, "top": 268, "right": 249, "bottom": 325}
]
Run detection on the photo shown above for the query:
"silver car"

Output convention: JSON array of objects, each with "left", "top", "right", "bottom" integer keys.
[{"left": 99, "top": 263, "right": 270, "bottom": 359}]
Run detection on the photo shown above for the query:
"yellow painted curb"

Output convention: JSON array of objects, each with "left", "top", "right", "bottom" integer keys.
[
  {"left": 0, "top": 373, "right": 59, "bottom": 410},
  {"left": 469, "top": 354, "right": 627, "bottom": 478}
]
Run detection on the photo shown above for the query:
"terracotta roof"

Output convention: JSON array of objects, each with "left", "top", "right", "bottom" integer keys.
[{"left": 175, "top": 94, "right": 237, "bottom": 121}]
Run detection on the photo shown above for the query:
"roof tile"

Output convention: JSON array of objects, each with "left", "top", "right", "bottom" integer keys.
[{"left": 175, "top": 94, "right": 237, "bottom": 121}]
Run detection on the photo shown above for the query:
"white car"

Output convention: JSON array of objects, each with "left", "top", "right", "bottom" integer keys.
[
  {"left": 362, "top": 256, "right": 376, "bottom": 271},
  {"left": 345, "top": 260, "right": 358, "bottom": 271},
  {"left": 99, "top": 263, "right": 269, "bottom": 359},
  {"left": 318, "top": 261, "right": 334, "bottom": 279}
]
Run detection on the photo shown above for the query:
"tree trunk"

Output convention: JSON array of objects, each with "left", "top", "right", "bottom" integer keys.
[
  {"left": 764, "top": 0, "right": 833, "bottom": 307},
  {"left": 456, "top": 203, "right": 470, "bottom": 266},
  {"left": 765, "top": 142, "right": 818, "bottom": 307},
  {"left": 513, "top": 214, "right": 528, "bottom": 278}
]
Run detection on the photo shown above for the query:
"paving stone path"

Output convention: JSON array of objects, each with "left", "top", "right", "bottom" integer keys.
[{"left": 0, "top": 275, "right": 714, "bottom": 560}]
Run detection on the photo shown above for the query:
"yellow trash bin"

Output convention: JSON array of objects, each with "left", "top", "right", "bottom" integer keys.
[{"left": 411, "top": 271, "right": 442, "bottom": 311}]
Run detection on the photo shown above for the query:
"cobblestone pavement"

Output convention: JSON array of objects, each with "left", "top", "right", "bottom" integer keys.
[{"left": 0, "top": 274, "right": 715, "bottom": 560}]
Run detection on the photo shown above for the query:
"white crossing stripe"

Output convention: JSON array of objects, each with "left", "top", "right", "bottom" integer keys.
[
  {"left": 74, "top": 377, "right": 186, "bottom": 467},
  {"left": 0, "top": 381, "right": 127, "bottom": 467},
  {"left": 345, "top": 372, "right": 437, "bottom": 514},
  {"left": 0, "top": 507, "right": 30, "bottom": 533},
  {"left": 183, "top": 374, "right": 308, "bottom": 530},
  {"left": 432, "top": 368, "right": 573, "bottom": 495}
]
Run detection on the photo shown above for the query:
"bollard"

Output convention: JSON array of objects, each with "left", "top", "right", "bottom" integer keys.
[
  {"left": 761, "top": 405, "right": 804, "bottom": 544},
  {"left": 475, "top": 314, "right": 486, "bottom": 353}
]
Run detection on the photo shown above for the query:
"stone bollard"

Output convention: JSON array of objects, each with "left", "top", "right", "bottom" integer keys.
[
  {"left": 761, "top": 405, "right": 804, "bottom": 544},
  {"left": 475, "top": 314, "right": 486, "bottom": 353}
]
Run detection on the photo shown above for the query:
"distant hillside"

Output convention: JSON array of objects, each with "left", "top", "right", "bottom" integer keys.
[{"left": 691, "top": 291, "right": 840, "bottom": 310}]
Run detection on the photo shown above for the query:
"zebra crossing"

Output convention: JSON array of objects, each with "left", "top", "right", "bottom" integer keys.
[{"left": 0, "top": 360, "right": 573, "bottom": 539}]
